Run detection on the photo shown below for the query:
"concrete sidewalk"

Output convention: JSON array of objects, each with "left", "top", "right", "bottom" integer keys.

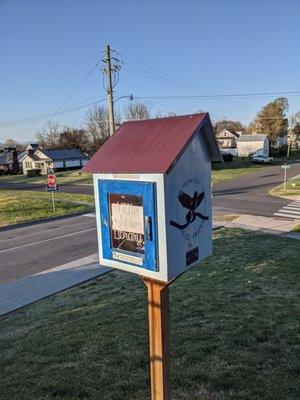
[
  {"left": 1, "top": 220, "right": 297, "bottom": 318},
  {"left": 0, "top": 254, "right": 110, "bottom": 316},
  {"left": 220, "top": 214, "right": 300, "bottom": 239}
]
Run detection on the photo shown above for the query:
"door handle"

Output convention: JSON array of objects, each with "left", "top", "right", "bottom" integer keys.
[{"left": 145, "top": 216, "right": 153, "bottom": 241}]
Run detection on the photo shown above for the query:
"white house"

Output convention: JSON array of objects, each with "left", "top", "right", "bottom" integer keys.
[
  {"left": 216, "top": 129, "right": 241, "bottom": 149},
  {"left": 21, "top": 144, "right": 88, "bottom": 175},
  {"left": 237, "top": 134, "right": 269, "bottom": 157}
]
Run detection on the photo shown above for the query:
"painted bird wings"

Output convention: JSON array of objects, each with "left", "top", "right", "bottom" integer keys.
[
  {"left": 178, "top": 190, "right": 205, "bottom": 210},
  {"left": 177, "top": 191, "right": 193, "bottom": 209},
  {"left": 194, "top": 191, "right": 205, "bottom": 208}
]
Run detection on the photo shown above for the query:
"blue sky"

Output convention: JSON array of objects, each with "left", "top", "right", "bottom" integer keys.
[{"left": 0, "top": 0, "right": 299, "bottom": 142}]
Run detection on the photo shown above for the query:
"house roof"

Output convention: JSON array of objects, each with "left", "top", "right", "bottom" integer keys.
[
  {"left": 217, "top": 129, "right": 240, "bottom": 138},
  {"left": 17, "top": 151, "right": 26, "bottom": 162},
  {"left": 0, "top": 149, "right": 16, "bottom": 165},
  {"left": 42, "top": 149, "right": 88, "bottom": 161},
  {"left": 82, "top": 113, "right": 222, "bottom": 174},
  {"left": 238, "top": 134, "right": 268, "bottom": 142},
  {"left": 26, "top": 143, "right": 39, "bottom": 151}
]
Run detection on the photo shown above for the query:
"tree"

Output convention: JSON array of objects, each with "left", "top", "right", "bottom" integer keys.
[
  {"left": 290, "top": 111, "right": 300, "bottom": 147},
  {"left": 84, "top": 106, "right": 110, "bottom": 155},
  {"left": 124, "top": 101, "right": 151, "bottom": 120},
  {"left": 58, "top": 128, "right": 88, "bottom": 153},
  {"left": 36, "top": 121, "right": 61, "bottom": 149},
  {"left": 1, "top": 138, "right": 24, "bottom": 152},
  {"left": 251, "top": 97, "right": 289, "bottom": 142},
  {"left": 214, "top": 119, "right": 244, "bottom": 134},
  {"left": 155, "top": 110, "right": 177, "bottom": 118}
]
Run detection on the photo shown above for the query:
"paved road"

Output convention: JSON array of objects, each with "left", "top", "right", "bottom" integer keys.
[
  {"left": 0, "top": 214, "right": 97, "bottom": 284},
  {"left": 213, "top": 161, "right": 300, "bottom": 216},
  {"left": 0, "top": 181, "right": 93, "bottom": 194},
  {"left": 1, "top": 161, "right": 299, "bottom": 284}
]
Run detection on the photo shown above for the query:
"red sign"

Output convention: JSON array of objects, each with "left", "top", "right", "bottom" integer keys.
[{"left": 47, "top": 174, "right": 56, "bottom": 188}]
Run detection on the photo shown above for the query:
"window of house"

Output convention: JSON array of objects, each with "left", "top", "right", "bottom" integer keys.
[{"left": 25, "top": 162, "right": 32, "bottom": 169}]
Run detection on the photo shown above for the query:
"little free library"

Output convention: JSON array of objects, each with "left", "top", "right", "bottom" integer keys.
[{"left": 83, "top": 112, "right": 221, "bottom": 400}]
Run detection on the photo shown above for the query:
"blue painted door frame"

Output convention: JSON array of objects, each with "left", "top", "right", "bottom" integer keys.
[{"left": 98, "top": 180, "right": 158, "bottom": 271}]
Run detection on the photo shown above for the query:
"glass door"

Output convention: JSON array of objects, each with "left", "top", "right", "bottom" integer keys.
[{"left": 98, "top": 180, "right": 158, "bottom": 271}]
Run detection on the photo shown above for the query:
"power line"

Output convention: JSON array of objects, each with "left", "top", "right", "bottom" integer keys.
[
  {"left": 117, "top": 52, "right": 219, "bottom": 96},
  {"left": 44, "top": 61, "right": 101, "bottom": 124},
  {"left": 0, "top": 97, "right": 107, "bottom": 127},
  {"left": 135, "top": 91, "right": 300, "bottom": 99},
  {"left": 117, "top": 51, "right": 251, "bottom": 110}
]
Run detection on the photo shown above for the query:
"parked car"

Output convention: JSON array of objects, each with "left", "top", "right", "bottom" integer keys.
[{"left": 252, "top": 154, "right": 273, "bottom": 164}]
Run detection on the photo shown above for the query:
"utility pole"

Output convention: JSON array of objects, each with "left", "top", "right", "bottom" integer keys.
[
  {"left": 105, "top": 45, "right": 115, "bottom": 136},
  {"left": 287, "top": 115, "right": 294, "bottom": 158}
]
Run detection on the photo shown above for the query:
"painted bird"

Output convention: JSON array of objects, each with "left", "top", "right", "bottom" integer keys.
[{"left": 178, "top": 190, "right": 206, "bottom": 223}]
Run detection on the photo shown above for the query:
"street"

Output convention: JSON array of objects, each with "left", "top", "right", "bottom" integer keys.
[
  {"left": 0, "top": 215, "right": 97, "bottom": 284},
  {"left": 1, "top": 161, "right": 299, "bottom": 284},
  {"left": 213, "top": 160, "right": 300, "bottom": 216}
]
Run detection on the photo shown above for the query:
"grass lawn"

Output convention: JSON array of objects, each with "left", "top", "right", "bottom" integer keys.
[
  {"left": 0, "top": 170, "right": 93, "bottom": 185},
  {"left": 1, "top": 161, "right": 268, "bottom": 187},
  {"left": 211, "top": 159, "right": 268, "bottom": 184},
  {"left": 0, "top": 190, "right": 94, "bottom": 227},
  {"left": 292, "top": 225, "right": 300, "bottom": 233},
  {"left": 0, "top": 228, "right": 298, "bottom": 400},
  {"left": 270, "top": 178, "right": 300, "bottom": 198}
]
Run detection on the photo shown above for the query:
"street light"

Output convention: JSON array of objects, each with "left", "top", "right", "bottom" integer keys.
[
  {"left": 113, "top": 95, "right": 134, "bottom": 129},
  {"left": 113, "top": 94, "right": 134, "bottom": 104}
]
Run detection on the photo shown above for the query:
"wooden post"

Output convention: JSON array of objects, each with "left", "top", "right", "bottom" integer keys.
[{"left": 143, "top": 277, "right": 171, "bottom": 400}]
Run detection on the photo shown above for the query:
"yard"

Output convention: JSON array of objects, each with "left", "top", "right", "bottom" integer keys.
[
  {"left": 0, "top": 228, "right": 298, "bottom": 400},
  {"left": 0, "top": 170, "right": 93, "bottom": 185},
  {"left": 269, "top": 177, "right": 300, "bottom": 198},
  {"left": 0, "top": 190, "right": 94, "bottom": 227},
  {"left": 211, "top": 159, "right": 266, "bottom": 184},
  {"left": 0, "top": 160, "right": 271, "bottom": 187}
]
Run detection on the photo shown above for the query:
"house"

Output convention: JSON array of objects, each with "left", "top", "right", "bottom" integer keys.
[
  {"left": 0, "top": 147, "right": 20, "bottom": 174},
  {"left": 237, "top": 134, "right": 269, "bottom": 157},
  {"left": 274, "top": 135, "right": 288, "bottom": 147},
  {"left": 21, "top": 144, "right": 88, "bottom": 175},
  {"left": 216, "top": 129, "right": 241, "bottom": 149},
  {"left": 216, "top": 129, "right": 244, "bottom": 156}
]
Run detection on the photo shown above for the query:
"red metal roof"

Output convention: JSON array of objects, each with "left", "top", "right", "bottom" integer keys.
[{"left": 82, "top": 113, "right": 220, "bottom": 174}]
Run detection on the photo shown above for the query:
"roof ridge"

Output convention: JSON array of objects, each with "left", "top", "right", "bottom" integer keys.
[{"left": 122, "top": 112, "right": 208, "bottom": 124}]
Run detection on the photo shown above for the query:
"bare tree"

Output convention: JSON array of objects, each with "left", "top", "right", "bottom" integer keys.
[
  {"left": 214, "top": 119, "right": 244, "bottom": 135},
  {"left": 1, "top": 138, "right": 24, "bottom": 152},
  {"left": 124, "top": 101, "right": 151, "bottom": 120},
  {"left": 58, "top": 127, "right": 88, "bottom": 153},
  {"left": 155, "top": 110, "right": 177, "bottom": 118},
  {"left": 84, "top": 106, "right": 110, "bottom": 155},
  {"left": 36, "top": 121, "right": 61, "bottom": 148}
]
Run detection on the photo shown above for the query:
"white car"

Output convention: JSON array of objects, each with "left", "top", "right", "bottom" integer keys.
[{"left": 252, "top": 154, "right": 274, "bottom": 164}]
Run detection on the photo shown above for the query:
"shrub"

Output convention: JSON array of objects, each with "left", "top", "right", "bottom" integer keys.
[
  {"left": 26, "top": 169, "right": 41, "bottom": 177},
  {"left": 270, "top": 144, "right": 288, "bottom": 157},
  {"left": 222, "top": 153, "right": 233, "bottom": 162}
]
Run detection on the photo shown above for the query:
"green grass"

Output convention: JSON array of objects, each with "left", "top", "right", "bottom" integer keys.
[
  {"left": 0, "top": 228, "right": 298, "bottom": 400},
  {"left": 0, "top": 170, "right": 93, "bottom": 185},
  {"left": 270, "top": 178, "right": 300, "bottom": 198},
  {"left": 292, "top": 224, "right": 300, "bottom": 233},
  {"left": 1, "top": 160, "right": 272, "bottom": 187},
  {"left": 211, "top": 159, "right": 268, "bottom": 184},
  {"left": 0, "top": 190, "right": 94, "bottom": 227}
]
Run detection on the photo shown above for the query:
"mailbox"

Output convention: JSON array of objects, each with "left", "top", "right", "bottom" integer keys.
[{"left": 83, "top": 113, "right": 221, "bottom": 283}]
